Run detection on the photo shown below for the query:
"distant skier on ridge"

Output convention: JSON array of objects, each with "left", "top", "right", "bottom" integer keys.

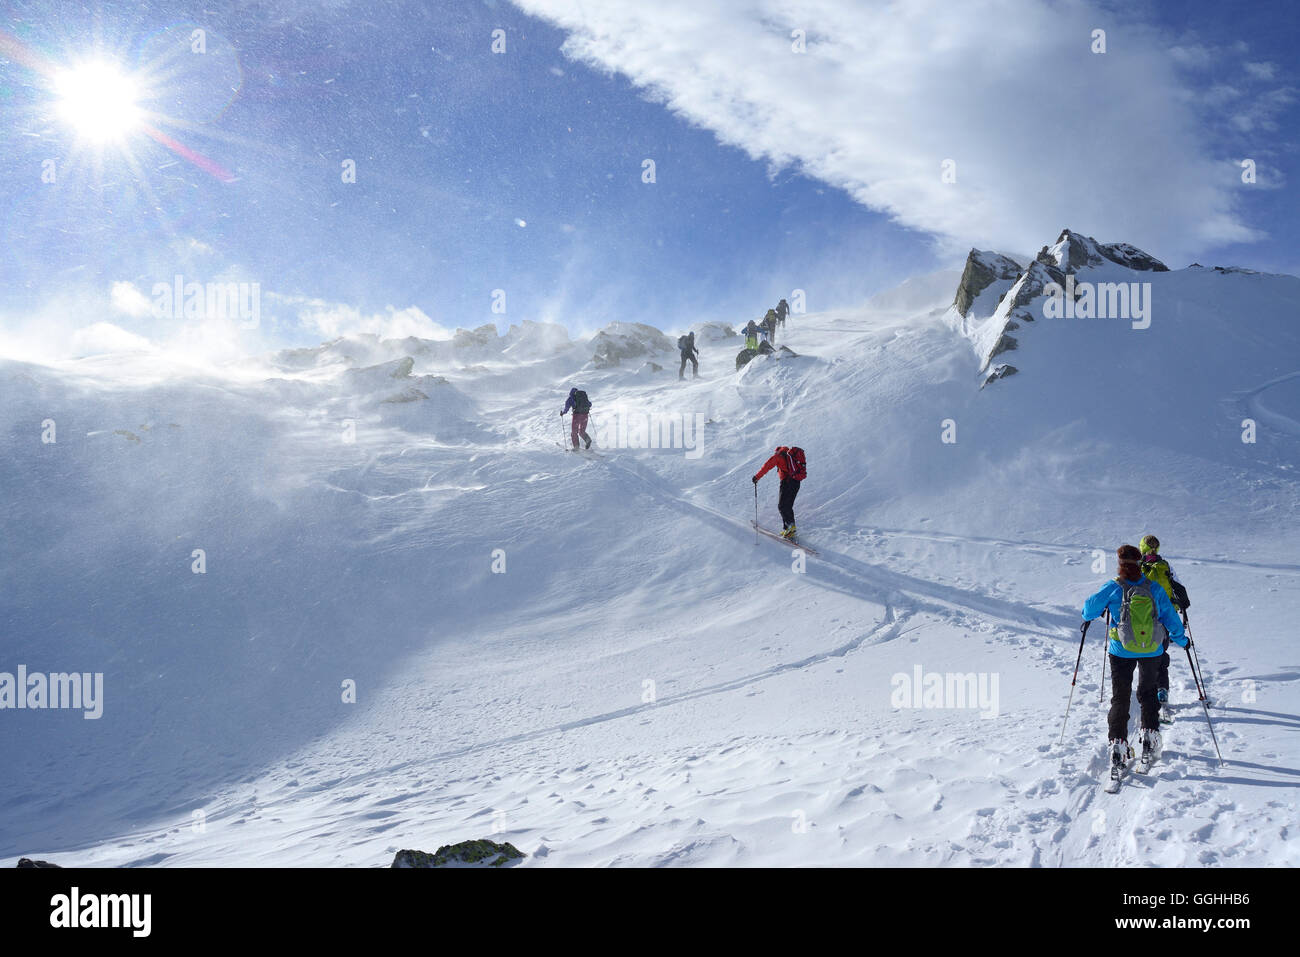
[
  {"left": 752, "top": 445, "right": 807, "bottom": 539},
  {"left": 677, "top": 331, "right": 699, "bottom": 380},
  {"left": 1082, "top": 544, "right": 1188, "bottom": 787},
  {"left": 561, "top": 386, "right": 593, "bottom": 450},
  {"left": 775, "top": 298, "right": 789, "bottom": 328},
  {"left": 744, "top": 319, "right": 760, "bottom": 351}
]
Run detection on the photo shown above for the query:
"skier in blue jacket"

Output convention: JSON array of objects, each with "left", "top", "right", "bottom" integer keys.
[{"left": 1082, "top": 544, "right": 1188, "bottom": 774}]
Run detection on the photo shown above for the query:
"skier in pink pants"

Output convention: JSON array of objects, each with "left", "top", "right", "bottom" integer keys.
[{"left": 561, "top": 387, "right": 593, "bottom": 450}]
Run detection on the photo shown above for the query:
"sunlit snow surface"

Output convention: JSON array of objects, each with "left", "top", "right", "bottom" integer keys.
[{"left": 2, "top": 265, "right": 1298, "bottom": 866}]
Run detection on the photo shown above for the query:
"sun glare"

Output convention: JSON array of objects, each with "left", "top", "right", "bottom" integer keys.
[{"left": 53, "top": 61, "right": 144, "bottom": 144}]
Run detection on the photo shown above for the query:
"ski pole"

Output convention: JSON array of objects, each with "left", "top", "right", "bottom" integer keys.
[
  {"left": 1059, "top": 619, "right": 1092, "bottom": 745},
  {"left": 753, "top": 481, "right": 759, "bottom": 545},
  {"left": 1182, "top": 610, "right": 1210, "bottom": 702},
  {"left": 560, "top": 412, "right": 568, "bottom": 450},
  {"left": 1184, "top": 643, "right": 1225, "bottom": 767},
  {"left": 1099, "top": 609, "right": 1109, "bottom": 704}
]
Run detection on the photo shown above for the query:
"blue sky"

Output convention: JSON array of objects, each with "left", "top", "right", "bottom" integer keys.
[{"left": 0, "top": 0, "right": 1296, "bottom": 354}]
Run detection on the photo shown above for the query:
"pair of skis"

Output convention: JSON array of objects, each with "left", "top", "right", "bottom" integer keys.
[
  {"left": 1104, "top": 738, "right": 1159, "bottom": 793},
  {"left": 751, "top": 521, "right": 818, "bottom": 555}
]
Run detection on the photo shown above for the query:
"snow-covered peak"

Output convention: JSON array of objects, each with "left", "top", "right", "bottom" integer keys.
[
  {"left": 1037, "top": 228, "right": 1168, "bottom": 274},
  {"left": 945, "top": 229, "right": 1239, "bottom": 384}
]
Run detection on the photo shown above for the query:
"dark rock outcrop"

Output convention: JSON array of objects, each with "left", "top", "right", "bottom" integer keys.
[
  {"left": 392, "top": 841, "right": 526, "bottom": 868},
  {"left": 981, "top": 364, "right": 1018, "bottom": 388},
  {"left": 17, "top": 858, "right": 61, "bottom": 868},
  {"left": 953, "top": 250, "right": 1023, "bottom": 317},
  {"left": 734, "top": 341, "right": 794, "bottom": 370}
]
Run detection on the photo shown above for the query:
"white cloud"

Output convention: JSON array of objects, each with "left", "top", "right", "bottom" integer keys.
[
  {"left": 1167, "top": 44, "right": 1213, "bottom": 69},
  {"left": 1244, "top": 61, "right": 1277, "bottom": 81},
  {"left": 286, "top": 298, "right": 453, "bottom": 341},
  {"left": 513, "top": 0, "right": 1263, "bottom": 261},
  {"left": 110, "top": 281, "right": 155, "bottom": 318},
  {"left": 1229, "top": 86, "right": 1297, "bottom": 134}
]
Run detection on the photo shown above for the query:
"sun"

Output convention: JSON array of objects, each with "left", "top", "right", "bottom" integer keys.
[{"left": 53, "top": 61, "right": 144, "bottom": 145}]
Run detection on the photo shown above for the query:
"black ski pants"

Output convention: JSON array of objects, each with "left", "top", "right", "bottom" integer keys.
[
  {"left": 1108, "top": 653, "right": 1161, "bottom": 740},
  {"left": 778, "top": 477, "right": 800, "bottom": 528},
  {"left": 679, "top": 351, "right": 698, "bottom": 378}
]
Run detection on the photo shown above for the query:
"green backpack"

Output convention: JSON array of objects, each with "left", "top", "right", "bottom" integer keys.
[
  {"left": 1110, "top": 580, "right": 1167, "bottom": 654},
  {"left": 1140, "top": 557, "right": 1186, "bottom": 610}
]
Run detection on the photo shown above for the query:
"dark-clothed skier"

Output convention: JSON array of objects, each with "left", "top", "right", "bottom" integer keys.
[
  {"left": 561, "top": 386, "right": 593, "bottom": 450},
  {"left": 677, "top": 331, "right": 699, "bottom": 380}
]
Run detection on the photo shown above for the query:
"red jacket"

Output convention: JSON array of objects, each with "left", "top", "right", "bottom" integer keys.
[{"left": 755, "top": 448, "right": 798, "bottom": 481}]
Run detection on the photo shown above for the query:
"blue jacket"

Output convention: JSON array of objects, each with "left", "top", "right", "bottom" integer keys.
[{"left": 1082, "top": 576, "right": 1187, "bottom": 658}]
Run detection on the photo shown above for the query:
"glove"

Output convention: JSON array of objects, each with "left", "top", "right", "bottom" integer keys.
[{"left": 752, "top": 475, "right": 759, "bottom": 484}]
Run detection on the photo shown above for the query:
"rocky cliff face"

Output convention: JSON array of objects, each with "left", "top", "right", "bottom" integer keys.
[
  {"left": 945, "top": 229, "right": 1171, "bottom": 386},
  {"left": 952, "top": 250, "right": 1023, "bottom": 318}
]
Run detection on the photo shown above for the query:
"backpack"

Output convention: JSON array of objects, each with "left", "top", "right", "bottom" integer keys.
[
  {"left": 1111, "top": 579, "right": 1167, "bottom": 654},
  {"left": 677, "top": 335, "right": 689, "bottom": 351},
  {"left": 1140, "top": 556, "right": 1189, "bottom": 610},
  {"left": 779, "top": 446, "right": 807, "bottom": 481},
  {"left": 571, "top": 389, "right": 592, "bottom": 414}
]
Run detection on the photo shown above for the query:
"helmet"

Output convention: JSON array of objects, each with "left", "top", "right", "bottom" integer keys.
[{"left": 1140, "top": 534, "right": 1160, "bottom": 554}]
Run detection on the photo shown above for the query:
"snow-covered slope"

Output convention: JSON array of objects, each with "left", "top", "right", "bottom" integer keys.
[
  {"left": 2, "top": 270, "right": 1298, "bottom": 867},
  {"left": 945, "top": 230, "right": 1300, "bottom": 403}
]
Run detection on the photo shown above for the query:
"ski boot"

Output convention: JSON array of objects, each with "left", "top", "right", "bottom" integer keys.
[
  {"left": 1137, "top": 728, "right": 1161, "bottom": 772},
  {"left": 1110, "top": 738, "right": 1133, "bottom": 766},
  {"left": 1157, "top": 687, "right": 1173, "bottom": 724},
  {"left": 584, "top": 437, "right": 592, "bottom": 450},
  {"left": 1105, "top": 738, "right": 1133, "bottom": 791},
  {"left": 781, "top": 523, "right": 797, "bottom": 540}
]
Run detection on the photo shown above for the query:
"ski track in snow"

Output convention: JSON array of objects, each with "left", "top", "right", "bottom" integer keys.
[{"left": 851, "top": 525, "right": 1300, "bottom": 576}]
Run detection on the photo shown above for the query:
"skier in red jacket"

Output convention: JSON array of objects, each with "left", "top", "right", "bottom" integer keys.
[{"left": 752, "top": 446, "right": 806, "bottom": 538}]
